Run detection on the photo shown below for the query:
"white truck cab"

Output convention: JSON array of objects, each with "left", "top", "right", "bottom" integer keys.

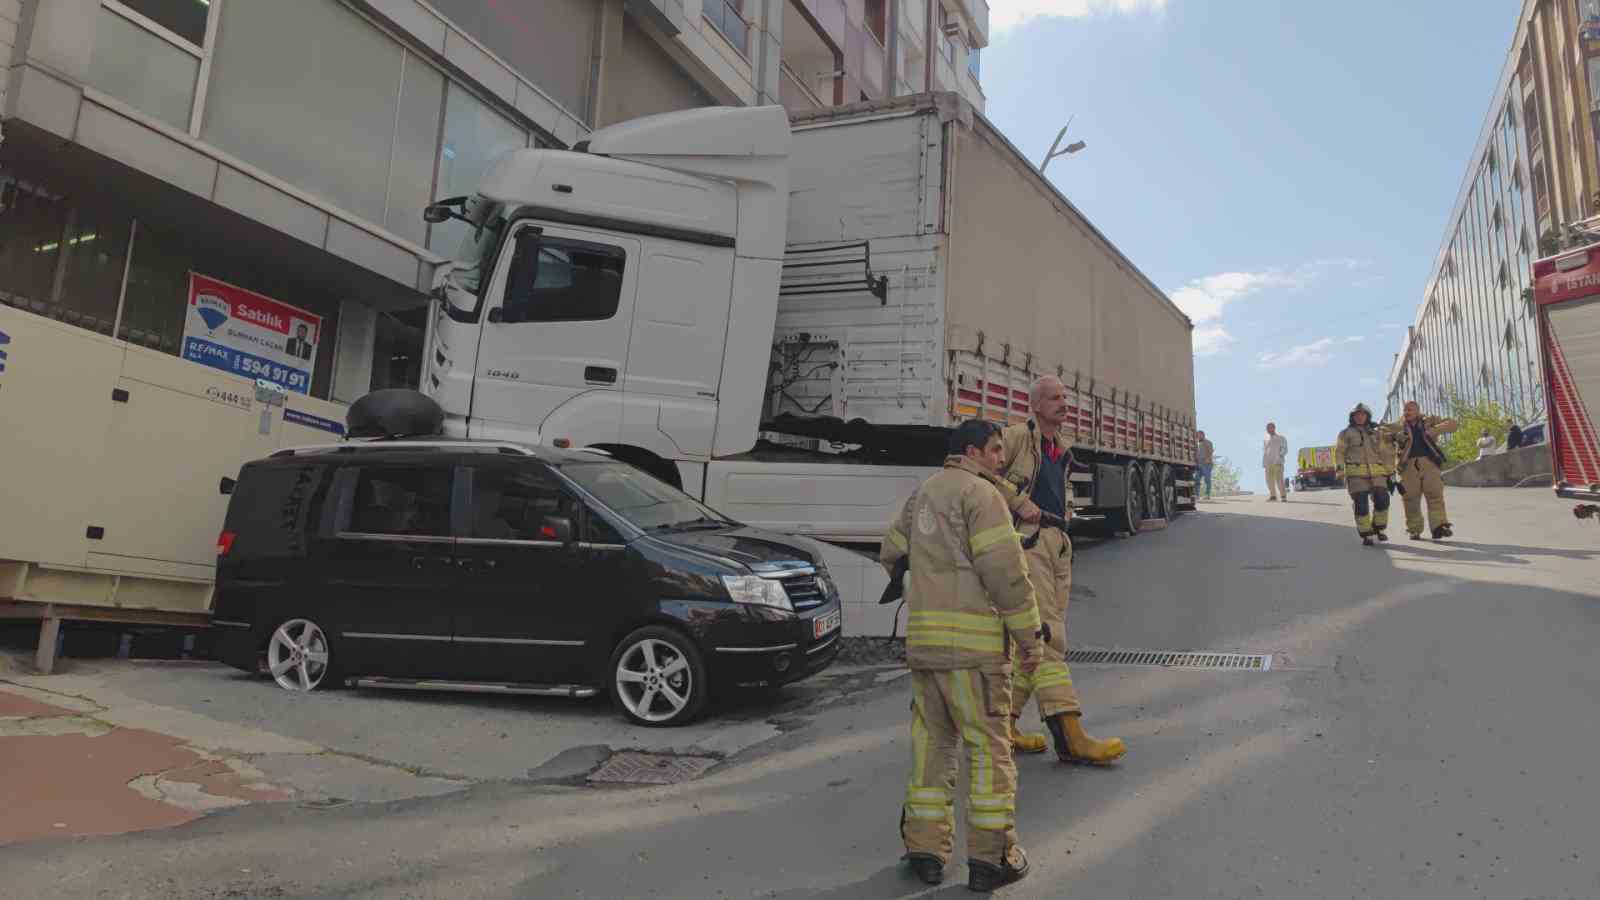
[{"left": 423, "top": 104, "right": 791, "bottom": 491}]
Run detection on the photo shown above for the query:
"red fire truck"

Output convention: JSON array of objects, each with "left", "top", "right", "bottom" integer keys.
[{"left": 1532, "top": 244, "right": 1600, "bottom": 516}]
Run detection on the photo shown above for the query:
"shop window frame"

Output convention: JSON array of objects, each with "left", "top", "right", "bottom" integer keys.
[{"left": 100, "top": 0, "right": 223, "bottom": 137}]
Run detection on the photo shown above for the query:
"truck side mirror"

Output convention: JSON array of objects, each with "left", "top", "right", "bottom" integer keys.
[
  {"left": 219, "top": 476, "right": 237, "bottom": 496},
  {"left": 539, "top": 516, "right": 575, "bottom": 545}
]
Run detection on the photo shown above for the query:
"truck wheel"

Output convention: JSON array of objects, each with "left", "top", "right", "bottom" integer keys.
[
  {"left": 1108, "top": 465, "right": 1146, "bottom": 536},
  {"left": 1146, "top": 464, "right": 1168, "bottom": 520},
  {"left": 1157, "top": 465, "right": 1178, "bottom": 519}
]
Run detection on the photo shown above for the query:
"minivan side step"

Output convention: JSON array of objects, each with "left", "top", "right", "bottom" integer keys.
[{"left": 351, "top": 677, "right": 597, "bottom": 698}]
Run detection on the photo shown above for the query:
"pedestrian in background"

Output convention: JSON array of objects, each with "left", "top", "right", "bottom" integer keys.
[
  {"left": 880, "top": 419, "right": 1044, "bottom": 892},
  {"left": 1382, "top": 400, "right": 1458, "bottom": 540},
  {"left": 1506, "top": 419, "right": 1524, "bottom": 450},
  {"left": 1336, "top": 403, "right": 1394, "bottom": 546},
  {"left": 1195, "top": 430, "right": 1215, "bottom": 500},
  {"left": 1263, "top": 423, "right": 1289, "bottom": 501}
]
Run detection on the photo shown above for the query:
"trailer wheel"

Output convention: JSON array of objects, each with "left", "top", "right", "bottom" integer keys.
[
  {"left": 1158, "top": 466, "right": 1178, "bottom": 519},
  {"left": 1146, "top": 464, "right": 1168, "bottom": 520},
  {"left": 1107, "top": 464, "right": 1146, "bottom": 536}
]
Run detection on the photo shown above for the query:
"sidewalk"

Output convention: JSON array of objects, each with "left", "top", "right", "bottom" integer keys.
[{"left": 0, "top": 653, "right": 467, "bottom": 846}]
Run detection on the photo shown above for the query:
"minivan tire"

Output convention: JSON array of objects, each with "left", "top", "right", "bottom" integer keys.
[
  {"left": 609, "top": 625, "right": 709, "bottom": 727},
  {"left": 265, "top": 617, "right": 342, "bottom": 692}
]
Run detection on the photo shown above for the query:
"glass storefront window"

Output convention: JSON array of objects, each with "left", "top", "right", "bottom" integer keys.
[
  {"left": 0, "top": 174, "right": 69, "bottom": 316},
  {"left": 116, "top": 224, "right": 191, "bottom": 355},
  {"left": 428, "top": 84, "right": 528, "bottom": 254},
  {"left": 55, "top": 212, "right": 132, "bottom": 336},
  {"left": 112, "top": 0, "right": 211, "bottom": 46},
  {"left": 89, "top": 9, "right": 201, "bottom": 131},
  {"left": 0, "top": 168, "right": 130, "bottom": 335}
]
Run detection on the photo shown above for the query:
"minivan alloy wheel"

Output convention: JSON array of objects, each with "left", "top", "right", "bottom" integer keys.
[
  {"left": 616, "top": 638, "right": 694, "bottom": 724},
  {"left": 268, "top": 619, "right": 332, "bottom": 691}
]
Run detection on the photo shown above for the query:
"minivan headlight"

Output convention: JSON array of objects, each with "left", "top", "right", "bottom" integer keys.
[{"left": 722, "top": 575, "right": 793, "bottom": 612}]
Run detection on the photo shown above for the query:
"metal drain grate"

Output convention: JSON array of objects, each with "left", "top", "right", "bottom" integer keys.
[
  {"left": 586, "top": 752, "right": 719, "bottom": 785},
  {"left": 1064, "top": 649, "right": 1272, "bottom": 671}
]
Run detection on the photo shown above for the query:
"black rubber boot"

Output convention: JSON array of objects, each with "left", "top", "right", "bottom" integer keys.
[
  {"left": 904, "top": 853, "right": 945, "bottom": 886},
  {"left": 1431, "top": 525, "right": 1447, "bottom": 540},
  {"left": 1362, "top": 535, "right": 1375, "bottom": 546},
  {"left": 1376, "top": 531, "right": 1389, "bottom": 542},
  {"left": 1438, "top": 524, "right": 1454, "bottom": 538},
  {"left": 968, "top": 849, "right": 1029, "bottom": 892}
]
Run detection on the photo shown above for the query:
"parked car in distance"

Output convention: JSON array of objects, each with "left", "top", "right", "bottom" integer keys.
[{"left": 211, "top": 437, "right": 842, "bottom": 727}]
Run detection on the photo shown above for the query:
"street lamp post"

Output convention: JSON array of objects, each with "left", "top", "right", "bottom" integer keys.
[{"left": 1040, "top": 116, "right": 1086, "bottom": 172}]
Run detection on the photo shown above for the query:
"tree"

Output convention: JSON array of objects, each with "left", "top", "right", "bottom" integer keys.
[
  {"left": 1211, "top": 456, "right": 1243, "bottom": 495},
  {"left": 1440, "top": 389, "right": 1510, "bottom": 467}
]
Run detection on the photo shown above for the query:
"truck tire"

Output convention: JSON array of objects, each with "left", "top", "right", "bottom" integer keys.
[
  {"left": 1107, "top": 464, "right": 1145, "bottom": 536},
  {"left": 1155, "top": 465, "right": 1177, "bottom": 519},
  {"left": 1145, "top": 463, "right": 1168, "bottom": 520}
]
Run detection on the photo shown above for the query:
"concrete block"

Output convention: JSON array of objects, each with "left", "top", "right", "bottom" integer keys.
[
  {"left": 1442, "top": 444, "right": 1554, "bottom": 488},
  {"left": 76, "top": 101, "right": 218, "bottom": 198},
  {"left": 11, "top": 63, "right": 80, "bottom": 139},
  {"left": 324, "top": 219, "right": 420, "bottom": 288},
  {"left": 214, "top": 166, "right": 330, "bottom": 249}
]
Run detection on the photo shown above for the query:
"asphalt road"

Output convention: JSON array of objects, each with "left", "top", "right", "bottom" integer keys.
[{"left": 5, "top": 488, "right": 1598, "bottom": 899}]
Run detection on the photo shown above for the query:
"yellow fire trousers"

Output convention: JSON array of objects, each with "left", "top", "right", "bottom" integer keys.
[
  {"left": 903, "top": 668, "right": 1019, "bottom": 865},
  {"left": 1009, "top": 526, "right": 1079, "bottom": 718},
  {"left": 1398, "top": 457, "right": 1449, "bottom": 534},
  {"left": 1346, "top": 476, "right": 1391, "bottom": 536}
]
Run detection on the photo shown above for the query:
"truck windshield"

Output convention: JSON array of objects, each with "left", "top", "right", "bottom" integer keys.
[
  {"left": 560, "top": 461, "right": 734, "bottom": 532},
  {"left": 445, "top": 197, "right": 506, "bottom": 297}
]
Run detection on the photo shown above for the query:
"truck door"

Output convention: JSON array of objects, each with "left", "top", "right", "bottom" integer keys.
[{"left": 470, "top": 222, "right": 642, "bottom": 443}]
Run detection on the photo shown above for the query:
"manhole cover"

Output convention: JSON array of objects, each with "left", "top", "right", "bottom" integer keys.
[
  {"left": 1065, "top": 649, "right": 1272, "bottom": 671},
  {"left": 587, "top": 752, "right": 719, "bottom": 785}
]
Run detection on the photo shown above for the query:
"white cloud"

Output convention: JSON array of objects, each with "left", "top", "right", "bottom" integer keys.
[
  {"left": 1169, "top": 271, "right": 1291, "bottom": 325},
  {"left": 990, "top": 0, "right": 1168, "bottom": 32},
  {"left": 1192, "top": 324, "right": 1233, "bottom": 357},
  {"left": 1255, "top": 336, "right": 1364, "bottom": 369}
]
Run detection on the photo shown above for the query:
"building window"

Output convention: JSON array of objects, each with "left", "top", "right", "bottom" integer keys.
[
  {"left": 969, "top": 47, "right": 982, "bottom": 78},
  {"left": 90, "top": 7, "right": 203, "bottom": 131},
  {"left": 865, "top": 0, "right": 888, "bottom": 46},
  {"left": 429, "top": 84, "right": 529, "bottom": 254},
  {"left": 0, "top": 170, "right": 130, "bottom": 336},
  {"left": 502, "top": 236, "right": 627, "bottom": 323},
  {"left": 108, "top": 0, "right": 211, "bottom": 48},
  {"left": 705, "top": 0, "right": 750, "bottom": 57}
]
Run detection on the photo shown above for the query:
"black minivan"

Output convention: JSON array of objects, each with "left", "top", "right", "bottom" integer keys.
[{"left": 212, "top": 438, "right": 842, "bottom": 726}]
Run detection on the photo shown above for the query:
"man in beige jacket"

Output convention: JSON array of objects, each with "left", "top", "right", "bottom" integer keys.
[{"left": 997, "top": 376, "right": 1126, "bottom": 766}]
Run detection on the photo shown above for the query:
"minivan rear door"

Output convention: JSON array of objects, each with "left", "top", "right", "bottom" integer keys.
[
  {"left": 323, "top": 463, "right": 459, "bottom": 679},
  {"left": 450, "top": 462, "right": 597, "bottom": 684}
]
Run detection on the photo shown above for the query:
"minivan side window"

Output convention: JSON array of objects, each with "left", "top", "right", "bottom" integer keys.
[
  {"left": 501, "top": 236, "right": 626, "bottom": 324},
  {"left": 347, "top": 467, "right": 453, "bottom": 537},
  {"left": 469, "top": 467, "right": 579, "bottom": 540},
  {"left": 223, "top": 463, "right": 331, "bottom": 557}
]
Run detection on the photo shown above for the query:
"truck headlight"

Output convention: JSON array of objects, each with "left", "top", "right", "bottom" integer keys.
[{"left": 722, "top": 575, "right": 793, "bottom": 612}]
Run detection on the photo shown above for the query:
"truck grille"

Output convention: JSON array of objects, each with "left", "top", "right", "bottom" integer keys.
[{"left": 781, "top": 572, "right": 827, "bottom": 610}]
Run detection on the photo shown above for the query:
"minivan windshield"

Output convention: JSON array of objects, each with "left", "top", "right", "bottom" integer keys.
[
  {"left": 560, "top": 461, "right": 735, "bottom": 533},
  {"left": 444, "top": 196, "right": 506, "bottom": 297}
]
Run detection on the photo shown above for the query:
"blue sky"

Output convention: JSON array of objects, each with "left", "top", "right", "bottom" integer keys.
[{"left": 980, "top": 0, "right": 1514, "bottom": 489}]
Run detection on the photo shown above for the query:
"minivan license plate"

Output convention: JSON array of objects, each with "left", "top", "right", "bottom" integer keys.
[{"left": 814, "top": 609, "right": 841, "bottom": 639}]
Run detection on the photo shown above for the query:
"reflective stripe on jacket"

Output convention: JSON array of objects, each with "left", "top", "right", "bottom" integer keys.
[
  {"left": 881, "top": 456, "right": 1041, "bottom": 672},
  {"left": 1337, "top": 425, "right": 1395, "bottom": 478}
]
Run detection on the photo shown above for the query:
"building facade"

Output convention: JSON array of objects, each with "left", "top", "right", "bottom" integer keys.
[
  {"left": 1386, "top": 0, "right": 1600, "bottom": 423},
  {"left": 0, "top": 0, "right": 986, "bottom": 411}
]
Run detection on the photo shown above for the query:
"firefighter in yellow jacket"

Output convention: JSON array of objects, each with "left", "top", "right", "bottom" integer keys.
[
  {"left": 997, "top": 376, "right": 1127, "bottom": 765},
  {"left": 881, "top": 419, "right": 1044, "bottom": 892},
  {"left": 1336, "top": 403, "right": 1395, "bottom": 546},
  {"left": 1382, "top": 400, "right": 1459, "bottom": 540}
]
